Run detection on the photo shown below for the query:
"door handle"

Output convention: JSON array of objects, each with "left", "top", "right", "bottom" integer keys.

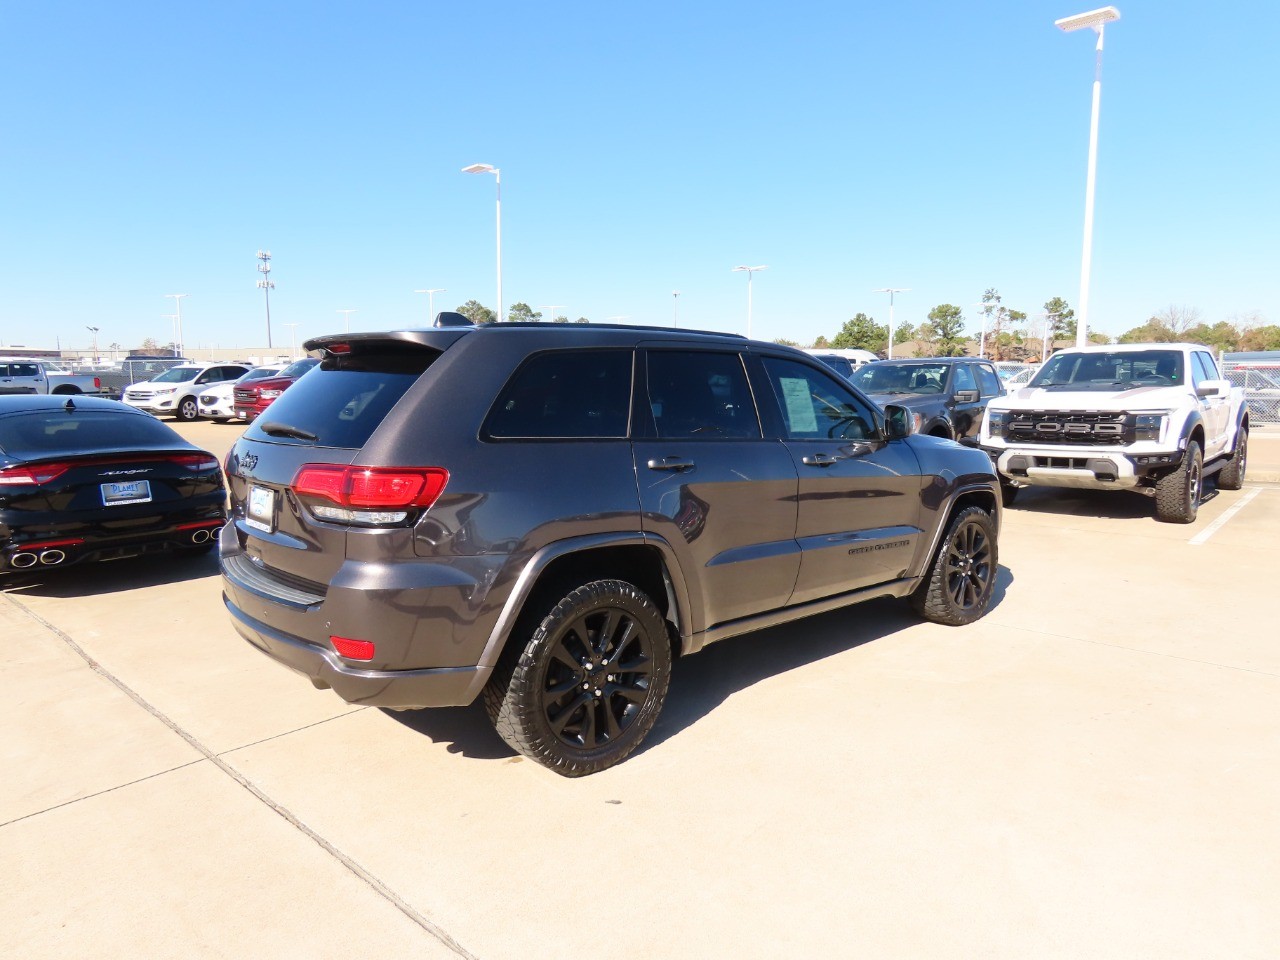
[
  {"left": 801, "top": 453, "right": 839, "bottom": 467},
  {"left": 647, "top": 457, "right": 695, "bottom": 472}
]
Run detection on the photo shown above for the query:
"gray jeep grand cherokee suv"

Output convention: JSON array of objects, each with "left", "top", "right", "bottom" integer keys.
[{"left": 221, "top": 319, "right": 1001, "bottom": 775}]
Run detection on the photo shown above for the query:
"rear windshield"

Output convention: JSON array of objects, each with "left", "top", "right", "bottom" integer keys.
[
  {"left": 243, "top": 350, "right": 439, "bottom": 448},
  {"left": 0, "top": 409, "right": 183, "bottom": 459},
  {"left": 279, "top": 357, "right": 319, "bottom": 378}
]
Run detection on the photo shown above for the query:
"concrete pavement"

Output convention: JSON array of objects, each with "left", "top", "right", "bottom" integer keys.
[{"left": 3, "top": 418, "right": 1279, "bottom": 958}]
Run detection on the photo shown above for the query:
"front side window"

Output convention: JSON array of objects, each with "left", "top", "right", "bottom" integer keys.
[
  {"left": 486, "top": 349, "right": 632, "bottom": 439},
  {"left": 645, "top": 351, "right": 760, "bottom": 440},
  {"left": 1192, "top": 352, "right": 1218, "bottom": 385},
  {"left": 762, "top": 357, "right": 877, "bottom": 441},
  {"left": 953, "top": 364, "right": 977, "bottom": 394},
  {"left": 976, "top": 364, "right": 1003, "bottom": 397}
]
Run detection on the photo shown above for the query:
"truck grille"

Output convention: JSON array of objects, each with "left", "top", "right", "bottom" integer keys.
[
  {"left": 1004, "top": 411, "right": 1130, "bottom": 446},
  {"left": 233, "top": 388, "right": 258, "bottom": 404}
]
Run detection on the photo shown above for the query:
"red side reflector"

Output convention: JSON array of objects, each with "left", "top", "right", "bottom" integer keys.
[
  {"left": 93, "top": 377, "right": 102, "bottom": 388},
  {"left": 331, "top": 636, "right": 375, "bottom": 661},
  {"left": 18, "top": 538, "right": 86, "bottom": 551},
  {"left": 174, "top": 520, "right": 225, "bottom": 531}
]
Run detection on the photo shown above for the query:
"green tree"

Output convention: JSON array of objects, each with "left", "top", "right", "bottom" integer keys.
[
  {"left": 924, "top": 304, "right": 966, "bottom": 356},
  {"left": 811, "top": 335, "right": 831, "bottom": 349},
  {"left": 552, "top": 315, "right": 569, "bottom": 324},
  {"left": 1184, "top": 320, "right": 1241, "bottom": 353},
  {"left": 573, "top": 316, "right": 590, "bottom": 324},
  {"left": 893, "top": 320, "right": 916, "bottom": 347},
  {"left": 457, "top": 300, "right": 497, "bottom": 325},
  {"left": 830, "top": 312, "right": 885, "bottom": 351},
  {"left": 506, "top": 302, "right": 542, "bottom": 323},
  {"left": 773, "top": 338, "right": 800, "bottom": 347},
  {"left": 1117, "top": 318, "right": 1178, "bottom": 343},
  {"left": 1087, "top": 331, "right": 1112, "bottom": 345},
  {"left": 1238, "top": 324, "right": 1280, "bottom": 352},
  {"left": 1043, "top": 296, "right": 1075, "bottom": 345}
]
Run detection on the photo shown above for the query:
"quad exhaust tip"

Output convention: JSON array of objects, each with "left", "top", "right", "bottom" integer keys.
[
  {"left": 39, "top": 549, "right": 66, "bottom": 565},
  {"left": 11, "top": 552, "right": 38, "bottom": 569},
  {"left": 191, "top": 528, "right": 213, "bottom": 543}
]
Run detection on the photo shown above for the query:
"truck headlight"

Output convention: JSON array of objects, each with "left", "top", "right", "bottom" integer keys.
[
  {"left": 260, "top": 389, "right": 284, "bottom": 399},
  {"left": 1132, "top": 413, "right": 1165, "bottom": 442},
  {"left": 986, "top": 411, "right": 1006, "bottom": 438}
]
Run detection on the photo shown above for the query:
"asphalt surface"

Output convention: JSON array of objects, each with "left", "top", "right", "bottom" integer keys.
[{"left": 4, "top": 419, "right": 1280, "bottom": 959}]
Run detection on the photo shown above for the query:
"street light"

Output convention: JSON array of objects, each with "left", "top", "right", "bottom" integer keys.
[
  {"left": 971, "top": 302, "right": 991, "bottom": 358},
  {"left": 283, "top": 323, "right": 300, "bottom": 357},
  {"left": 85, "top": 326, "right": 99, "bottom": 364},
  {"left": 462, "top": 163, "right": 502, "bottom": 323},
  {"left": 165, "top": 293, "right": 188, "bottom": 357},
  {"left": 873, "top": 288, "right": 910, "bottom": 359},
  {"left": 256, "top": 251, "right": 274, "bottom": 348},
  {"left": 536, "top": 305, "right": 565, "bottom": 323},
  {"left": 161, "top": 314, "right": 179, "bottom": 355},
  {"left": 336, "top": 309, "right": 357, "bottom": 333},
  {"left": 1056, "top": 5, "right": 1121, "bottom": 347},
  {"left": 672, "top": 291, "right": 680, "bottom": 328},
  {"left": 731, "top": 266, "right": 767, "bottom": 339},
  {"left": 414, "top": 288, "right": 446, "bottom": 323}
]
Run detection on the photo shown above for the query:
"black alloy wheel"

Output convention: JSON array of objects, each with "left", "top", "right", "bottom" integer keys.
[
  {"left": 911, "top": 506, "right": 998, "bottom": 625},
  {"left": 485, "top": 579, "right": 672, "bottom": 776}
]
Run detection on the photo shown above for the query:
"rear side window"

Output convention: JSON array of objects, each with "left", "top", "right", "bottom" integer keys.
[
  {"left": 646, "top": 350, "right": 761, "bottom": 440},
  {"left": 486, "top": 350, "right": 632, "bottom": 439},
  {"left": 244, "top": 350, "right": 439, "bottom": 448},
  {"left": 0, "top": 410, "right": 180, "bottom": 458}
]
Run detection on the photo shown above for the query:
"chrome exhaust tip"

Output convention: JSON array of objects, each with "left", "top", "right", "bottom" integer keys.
[
  {"left": 11, "top": 552, "right": 38, "bottom": 569},
  {"left": 38, "top": 549, "right": 66, "bottom": 566},
  {"left": 191, "top": 528, "right": 212, "bottom": 543}
]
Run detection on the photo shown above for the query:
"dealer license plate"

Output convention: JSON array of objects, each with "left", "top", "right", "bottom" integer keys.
[
  {"left": 101, "top": 480, "right": 152, "bottom": 506},
  {"left": 246, "top": 484, "right": 275, "bottom": 533}
]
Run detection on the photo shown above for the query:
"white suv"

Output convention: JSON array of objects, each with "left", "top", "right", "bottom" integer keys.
[{"left": 122, "top": 363, "right": 250, "bottom": 422}]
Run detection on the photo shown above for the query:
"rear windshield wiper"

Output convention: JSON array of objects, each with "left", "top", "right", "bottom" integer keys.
[{"left": 259, "top": 421, "right": 319, "bottom": 442}]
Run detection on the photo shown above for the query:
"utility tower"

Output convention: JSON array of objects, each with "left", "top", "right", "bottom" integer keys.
[{"left": 257, "top": 250, "right": 275, "bottom": 348}]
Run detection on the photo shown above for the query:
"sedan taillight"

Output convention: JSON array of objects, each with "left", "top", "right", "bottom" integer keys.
[{"left": 0, "top": 463, "right": 70, "bottom": 485}]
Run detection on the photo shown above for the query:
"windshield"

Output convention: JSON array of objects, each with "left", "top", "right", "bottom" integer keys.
[
  {"left": 236, "top": 367, "right": 282, "bottom": 384},
  {"left": 850, "top": 362, "right": 948, "bottom": 395},
  {"left": 279, "top": 357, "right": 319, "bottom": 379},
  {"left": 1030, "top": 350, "right": 1185, "bottom": 391},
  {"left": 151, "top": 366, "right": 203, "bottom": 383}
]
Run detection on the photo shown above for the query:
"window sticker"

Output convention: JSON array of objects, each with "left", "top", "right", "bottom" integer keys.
[{"left": 779, "top": 377, "right": 818, "bottom": 433}]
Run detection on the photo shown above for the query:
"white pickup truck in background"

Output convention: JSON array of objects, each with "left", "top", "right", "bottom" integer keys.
[
  {"left": 980, "top": 342, "right": 1249, "bottom": 523},
  {"left": 0, "top": 358, "right": 109, "bottom": 396}
]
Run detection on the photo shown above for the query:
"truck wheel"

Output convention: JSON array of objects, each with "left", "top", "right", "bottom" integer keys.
[
  {"left": 176, "top": 396, "right": 200, "bottom": 422},
  {"left": 1217, "top": 429, "right": 1247, "bottom": 490},
  {"left": 484, "top": 579, "right": 672, "bottom": 777},
  {"left": 910, "top": 506, "right": 998, "bottom": 626},
  {"left": 1154, "top": 440, "right": 1202, "bottom": 523},
  {"left": 51, "top": 385, "right": 80, "bottom": 395},
  {"left": 1000, "top": 481, "right": 1019, "bottom": 507}
]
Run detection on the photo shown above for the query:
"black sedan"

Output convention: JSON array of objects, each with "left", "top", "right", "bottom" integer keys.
[{"left": 0, "top": 395, "right": 226, "bottom": 573}]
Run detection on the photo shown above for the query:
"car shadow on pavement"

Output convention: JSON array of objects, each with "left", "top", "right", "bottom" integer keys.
[
  {"left": 380, "top": 564, "right": 1014, "bottom": 765},
  {"left": 1, "top": 550, "right": 221, "bottom": 599},
  {"left": 1006, "top": 485, "right": 1218, "bottom": 520}
]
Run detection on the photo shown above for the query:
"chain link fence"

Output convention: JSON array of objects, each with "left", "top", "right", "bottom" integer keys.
[{"left": 1222, "top": 361, "right": 1280, "bottom": 423}]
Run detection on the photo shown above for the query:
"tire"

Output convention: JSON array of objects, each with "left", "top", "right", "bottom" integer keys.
[
  {"left": 1154, "top": 440, "right": 1202, "bottom": 523},
  {"left": 1000, "top": 481, "right": 1019, "bottom": 507},
  {"left": 1217, "top": 429, "right": 1247, "bottom": 491},
  {"left": 51, "top": 385, "right": 80, "bottom": 395},
  {"left": 484, "top": 579, "right": 672, "bottom": 777},
  {"left": 176, "top": 396, "right": 200, "bottom": 422},
  {"left": 910, "top": 505, "right": 998, "bottom": 626}
]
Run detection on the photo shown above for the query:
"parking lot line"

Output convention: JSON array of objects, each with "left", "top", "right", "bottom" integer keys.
[{"left": 1189, "top": 488, "right": 1263, "bottom": 546}]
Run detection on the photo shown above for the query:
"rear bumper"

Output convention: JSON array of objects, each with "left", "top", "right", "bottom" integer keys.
[
  {"left": 2, "top": 509, "right": 225, "bottom": 571},
  {"left": 224, "top": 595, "right": 488, "bottom": 708}
]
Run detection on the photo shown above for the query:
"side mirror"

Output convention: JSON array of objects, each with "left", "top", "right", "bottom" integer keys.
[
  {"left": 953, "top": 389, "right": 980, "bottom": 403},
  {"left": 1196, "top": 379, "right": 1230, "bottom": 399},
  {"left": 883, "top": 403, "right": 915, "bottom": 440}
]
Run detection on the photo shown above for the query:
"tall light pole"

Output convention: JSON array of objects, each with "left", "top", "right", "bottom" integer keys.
[
  {"left": 256, "top": 250, "right": 275, "bottom": 348},
  {"left": 283, "top": 323, "right": 300, "bottom": 357},
  {"left": 972, "top": 302, "right": 991, "bottom": 358},
  {"left": 161, "top": 314, "right": 179, "bottom": 354},
  {"left": 536, "top": 305, "right": 565, "bottom": 323},
  {"left": 462, "top": 163, "right": 502, "bottom": 322},
  {"left": 731, "top": 265, "right": 767, "bottom": 339},
  {"left": 1056, "top": 5, "right": 1121, "bottom": 347},
  {"left": 164, "top": 293, "right": 188, "bottom": 357},
  {"left": 415, "top": 288, "right": 446, "bottom": 322},
  {"left": 336, "top": 309, "right": 357, "bottom": 333},
  {"left": 672, "top": 291, "right": 681, "bottom": 328},
  {"left": 85, "top": 326, "right": 99, "bottom": 364},
  {"left": 873, "top": 288, "right": 910, "bottom": 359}
]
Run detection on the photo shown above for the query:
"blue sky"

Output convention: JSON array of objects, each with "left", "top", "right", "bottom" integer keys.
[{"left": 1, "top": 1, "right": 1275, "bottom": 354}]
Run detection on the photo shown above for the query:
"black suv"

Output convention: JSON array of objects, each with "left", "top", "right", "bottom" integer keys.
[
  {"left": 221, "top": 321, "right": 1002, "bottom": 775},
  {"left": 849, "top": 357, "right": 1005, "bottom": 446}
]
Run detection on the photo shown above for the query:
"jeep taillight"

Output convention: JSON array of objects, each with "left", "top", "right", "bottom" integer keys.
[{"left": 291, "top": 465, "right": 449, "bottom": 526}]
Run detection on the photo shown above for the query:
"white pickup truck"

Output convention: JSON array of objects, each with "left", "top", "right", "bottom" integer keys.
[
  {"left": 0, "top": 358, "right": 108, "bottom": 396},
  {"left": 980, "top": 343, "right": 1249, "bottom": 523}
]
